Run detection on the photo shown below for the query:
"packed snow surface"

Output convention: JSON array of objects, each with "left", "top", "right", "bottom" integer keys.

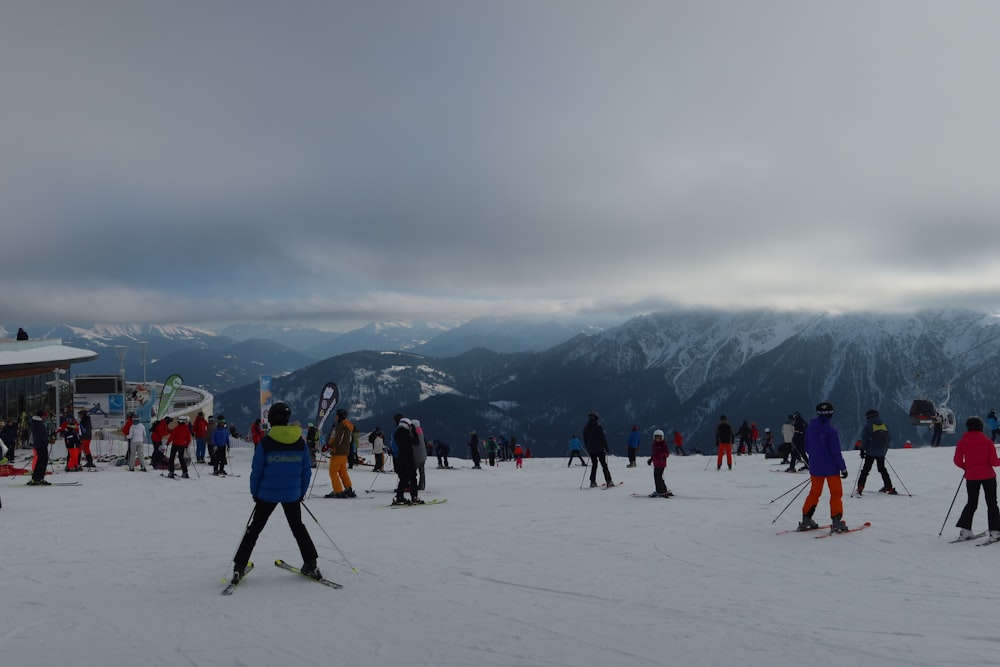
[{"left": 2, "top": 442, "right": 997, "bottom": 667}]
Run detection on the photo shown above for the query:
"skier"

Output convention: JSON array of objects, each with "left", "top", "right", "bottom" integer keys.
[
  {"left": 583, "top": 411, "right": 614, "bottom": 488},
  {"left": 780, "top": 417, "right": 795, "bottom": 464},
  {"left": 567, "top": 434, "right": 586, "bottom": 467},
  {"left": 27, "top": 410, "right": 51, "bottom": 485},
  {"left": 626, "top": 425, "right": 641, "bottom": 467},
  {"left": 78, "top": 410, "right": 95, "bottom": 468},
  {"left": 647, "top": 429, "right": 671, "bottom": 497},
  {"left": 761, "top": 428, "right": 774, "bottom": 455},
  {"left": 468, "top": 431, "right": 482, "bottom": 469},
  {"left": 514, "top": 440, "right": 524, "bottom": 468},
  {"left": 856, "top": 408, "right": 894, "bottom": 496},
  {"left": 434, "top": 438, "right": 450, "bottom": 469},
  {"left": 324, "top": 408, "right": 355, "bottom": 498},
  {"left": 672, "top": 430, "right": 685, "bottom": 456},
  {"left": 411, "top": 419, "right": 427, "bottom": 490},
  {"left": 715, "top": 415, "right": 734, "bottom": 470},
  {"left": 165, "top": 415, "right": 192, "bottom": 478},
  {"left": 392, "top": 413, "right": 422, "bottom": 505},
  {"left": 953, "top": 415, "right": 1000, "bottom": 541},
  {"left": 231, "top": 402, "right": 320, "bottom": 585},
  {"left": 370, "top": 427, "right": 386, "bottom": 472},
  {"left": 799, "top": 402, "right": 849, "bottom": 533},
  {"left": 193, "top": 412, "right": 209, "bottom": 463},
  {"left": 210, "top": 417, "right": 230, "bottom": 475},
  {"left": 786, "top": 412, "right": 809, "bottom": 473},
  {"left": 930, "top": 414, "right": 944, "bottom": 447},
  {"left": 306, "top": 422, "right": 319, "bottom": 468},
  {"left": 986, "top": 410, "right": 999, "bottom": 444},
  {"left": 737, "top": 420, "right": 751, "bottom": 455},
  {"left": 58, "top": 414, "right": 82, "bottom": 472},
  {"left": 485, "top": 435, "right": 498, "bottom": 467}
]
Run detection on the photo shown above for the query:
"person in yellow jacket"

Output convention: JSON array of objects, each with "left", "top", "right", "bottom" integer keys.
[{"left": 325, "top": 409, "right": 356, "bottom": 498}]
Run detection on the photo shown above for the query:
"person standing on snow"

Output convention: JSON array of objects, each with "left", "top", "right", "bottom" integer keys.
[
  {"left": 567, "top": 434, "right": 586, "bottom": 467},
  {"left": 715, "top": 415, "right": 734, "bottom": 470},
  {"left": 786, "top": 412, "right": 809, "bottom": 473},
  {"left": 128, "top": 418, "right": 148, "bottom": 472},
  {"left": 210, "top": 417, "right": 230, "bottom": 475},
  {"left": 737, "top": 420, "right": 752, "bottom": 456},
  {"left": 799, "top": 402, "right": 849, "bottom": 533},
  {"left": 324, "top": 408, "right": 355, "bottom": 498},
  {"left": 953, "top": 416, "right": 1000, "bottom": 541},
  {"left": 411, "top": 419, "right": 428, "bottom": 490},
  {"left": 986, "top": 409, "right": 999, "bottom": 444},
  {"left": 780, "top": 417, "right": 795, "bottom": 464},
  {"left": 165, "top": 415, "right": 193, "bottom": 478},
  {"left": 468, "top": 431, "right": 482, "bottom": 469},
  {"left": 392, "top": 413, "right": 422, "bottom": 505},
  {"left": 583, "top": 411, "right": 614, "bottom": 488},
  {"left": 231, "top": 401, "right": 320, "bottom": 585},
  {"left": 193, "top": 412, "right": 209, "bottom": 463},
  {"left": 27, "top": 410, "right": 51, "bottom": 485},
  {"left": 856, "top": 408, "right": 894, "bottom": 496},
  {"left": 370, "top": 427, "right": 386, "bottom": 472},
  {"left": 647, "top": 429, "right": 671, "bottom": 497},
  {"left": 672, "top": 430, "right": 685, "bottom": 456},
  {"left": 78, "top": 410, "right": 95, "bottom": 468},
  {"left": 626, "top": 425, "right": 641, "bottom": 467}
]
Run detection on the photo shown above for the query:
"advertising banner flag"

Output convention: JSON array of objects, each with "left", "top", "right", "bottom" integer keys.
[
  {"left": 156, "top": 374, "right": 183, "bottom": 419},
  {"left": 260, "top": 375, "right": 273, "bottom": 423},
  {"left": 315, "top": 382, "right": 339, "bottom": 434}
]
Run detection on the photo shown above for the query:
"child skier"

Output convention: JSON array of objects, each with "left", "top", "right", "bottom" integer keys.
[{"left": 647, "top": 429, "right": 672, "bottom": 497}]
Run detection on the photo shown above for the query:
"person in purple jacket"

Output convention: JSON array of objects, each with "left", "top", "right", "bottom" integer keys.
[{"left": 798, "top": 402, "right": 849, "bottom": 533}]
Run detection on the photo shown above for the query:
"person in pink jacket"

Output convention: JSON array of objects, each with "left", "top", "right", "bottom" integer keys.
[{"left": 953, "top": 416, "right": 1000, "bottom": 541}]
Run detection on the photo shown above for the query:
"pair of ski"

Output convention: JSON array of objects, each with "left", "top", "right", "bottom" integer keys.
[
  {"left": 586, "top": 481, "right": 623, "bottom": 490},
  {"left": 388, "top": 498, "right": 447, "bottom": 508},
  {"left": 221, "top": 560, "right": 343, "bottom": 595},
  {"left": 949, "top": 531, "right": 1000, "bottom": 546},
  {"left": 630, "top": 492, "right": 673, "bottom": 498},
  {"left": 776, "top": 521, "right": 872, "bottom": 538}
]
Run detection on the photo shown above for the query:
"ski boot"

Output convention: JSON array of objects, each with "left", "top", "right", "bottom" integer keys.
[
  {"left": 881, "top": 487, "right": 898, "bottom": 495},
  {"left": 181, "top": 472, "right": 189, "bottom": 479},
  {"left": 300, "top": 562, "right": 322, "bottom": 580},
  {"left": 958, "top": 528, "right": 977, "bottom": 541},
  {"left": 410, "top": 497, "right": 425, "bottom": 505},
  {"left": 231, "top": 566, "right": 245, "bottom": 585},
  {"left": 856, "top": 486, "right": 864, "bottom": 497},
  {"left": 831, "top": 514, "right": 849, "bottom": 533},
  {"left": 391, "top": 497, "right": 410, "bottom": 506},
  {"left": 798, "top": 508, "right": 819, "bottom": 531},
  {"left": 590, "top": 481, "right": 599, "bottom": 488}
]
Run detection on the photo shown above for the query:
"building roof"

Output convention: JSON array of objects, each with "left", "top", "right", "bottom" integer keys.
[{"left": 0, "top": 339, "right": 98, "bottom": 373}]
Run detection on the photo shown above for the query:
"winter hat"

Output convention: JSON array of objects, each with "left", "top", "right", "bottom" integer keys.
[
  {"left": 815, "top": 402, "right": 835, "bottom": 416},
  {"left": 720, "top": 415, "right": 727, "bottom": 421},
  {"left": 865, "top": 408, "right": 879, "bottom": 419},
  {"left": 397, "top": 417, "right": 412, "bottom": 429},
  {"left": 588, "top": 411, "right": 599, "bottom": 420},
  {"left": 653, "top": 429, "right": 664, "bottom": 438},
  {"left": 966, "top": 416, "right": 985, "bottom": 432}
]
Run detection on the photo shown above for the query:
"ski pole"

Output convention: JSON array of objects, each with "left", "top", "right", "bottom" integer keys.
[
  {"left": 579, "top": 461, "right": 590, "bottom": 489},
  {"left": 301, "top": 501, "right": 358, "bottom": 574},
  {"left": 938, "top": 474, "right": 965, "bottom": 537},
  {"left": 225, "top": 504, "right": 257, "bottom": 580},
  {"left": 771, "top": 478, "right": 811, "bottom": 524},
  {"left": 366, "top": 469, "right": 381, "bottom": 493},
  {"left": 884, "top": 457, "right": 912, "bottom": 497},
  {"left": 768, "top": 476, "right": 811, "bottom": 504},
  {"left": 307, "top": 450, "right": 329, "bottom": 498},
  {"left": 849, "top": 456, "right": 865, "bottom": 497},
  {"left": 704, "top": 450, "right": 715, "bottom": 471}
]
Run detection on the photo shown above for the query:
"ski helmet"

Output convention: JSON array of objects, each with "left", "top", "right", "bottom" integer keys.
[
  {"left": 336, "top": 408, "right": 347, "bottom": 419},
  {"left": 653, "top": 429, "right": 664, "bottom": 438},
  {"left": 815, "top": 402, "right": 835, "bottom": 416},
  {"left": 865, "top": 408, "right": 879, "bottom": 419},
  {"left": 268, "top": 402, "right": 292, "bottom": 426}
]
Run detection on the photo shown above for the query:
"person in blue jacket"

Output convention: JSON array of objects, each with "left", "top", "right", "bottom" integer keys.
[
  {"left": 567, "top": 434, "right": 586, "bottom": 467},
  {"left": 799, "top": 401, "right": 849, "bottom": 533},
  {"left": 626, "top": 425, "right": 641, "bottom": 467},
  {"left": 231, "top": 402, "right": 319, "bottom": 585}
]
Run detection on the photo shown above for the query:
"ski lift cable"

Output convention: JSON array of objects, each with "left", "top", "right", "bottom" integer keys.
[{"left": 913, "top": 327, "right": 1000, "bottom": 384}]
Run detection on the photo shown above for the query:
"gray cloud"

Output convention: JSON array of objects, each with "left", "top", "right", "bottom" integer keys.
[{"left": 4, "top": 1, "right": 1000, "bottom": 329}]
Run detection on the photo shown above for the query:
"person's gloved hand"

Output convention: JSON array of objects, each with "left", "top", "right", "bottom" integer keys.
[
  {"left": 840, "top": 469, "right": 849, "bottom": 479},
  {"left": 859, "top": 450, "right": 865, "bottom": 459},
  {"left": 647, "top": 458, "right": 652, "bottom": 466}
]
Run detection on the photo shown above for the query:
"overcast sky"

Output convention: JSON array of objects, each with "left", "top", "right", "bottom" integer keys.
[{"left": 4, "top": 1, "right": 1000, "bottom": 331}]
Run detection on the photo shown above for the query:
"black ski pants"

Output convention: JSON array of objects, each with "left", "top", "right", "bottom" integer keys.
[
  {"left": 589, "top": 451, "right": 612, "bottom": 485},
  {"left": 234, "top": 500, "right": 318, "bottom": 572},
  {"left": 957, "top": 478, "right": 1000, "bottom": 532},
  {"left": 857, "top": 455, "right": 891, "bottom": 491}
]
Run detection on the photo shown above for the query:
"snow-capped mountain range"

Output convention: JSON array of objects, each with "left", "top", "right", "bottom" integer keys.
[
  {"left": 205, "top": 309, "right": 1000, "bottom": 457},
  {"left": 8, "top": 310, "right": 1000, "bottom": 456}
]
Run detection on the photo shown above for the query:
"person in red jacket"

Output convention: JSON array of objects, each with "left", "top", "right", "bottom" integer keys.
[
  {"left": 166, "top": 415, "right": 193, "bottom": 478},
  {"left": 953, "top": 416, "right": 1000, "bottom": 541},
  {"left": 193, "top": 412, "right": 209, "bottom": 463},
  {"left": 251, "top": 418, "right": 264, "bottom": 446}
]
